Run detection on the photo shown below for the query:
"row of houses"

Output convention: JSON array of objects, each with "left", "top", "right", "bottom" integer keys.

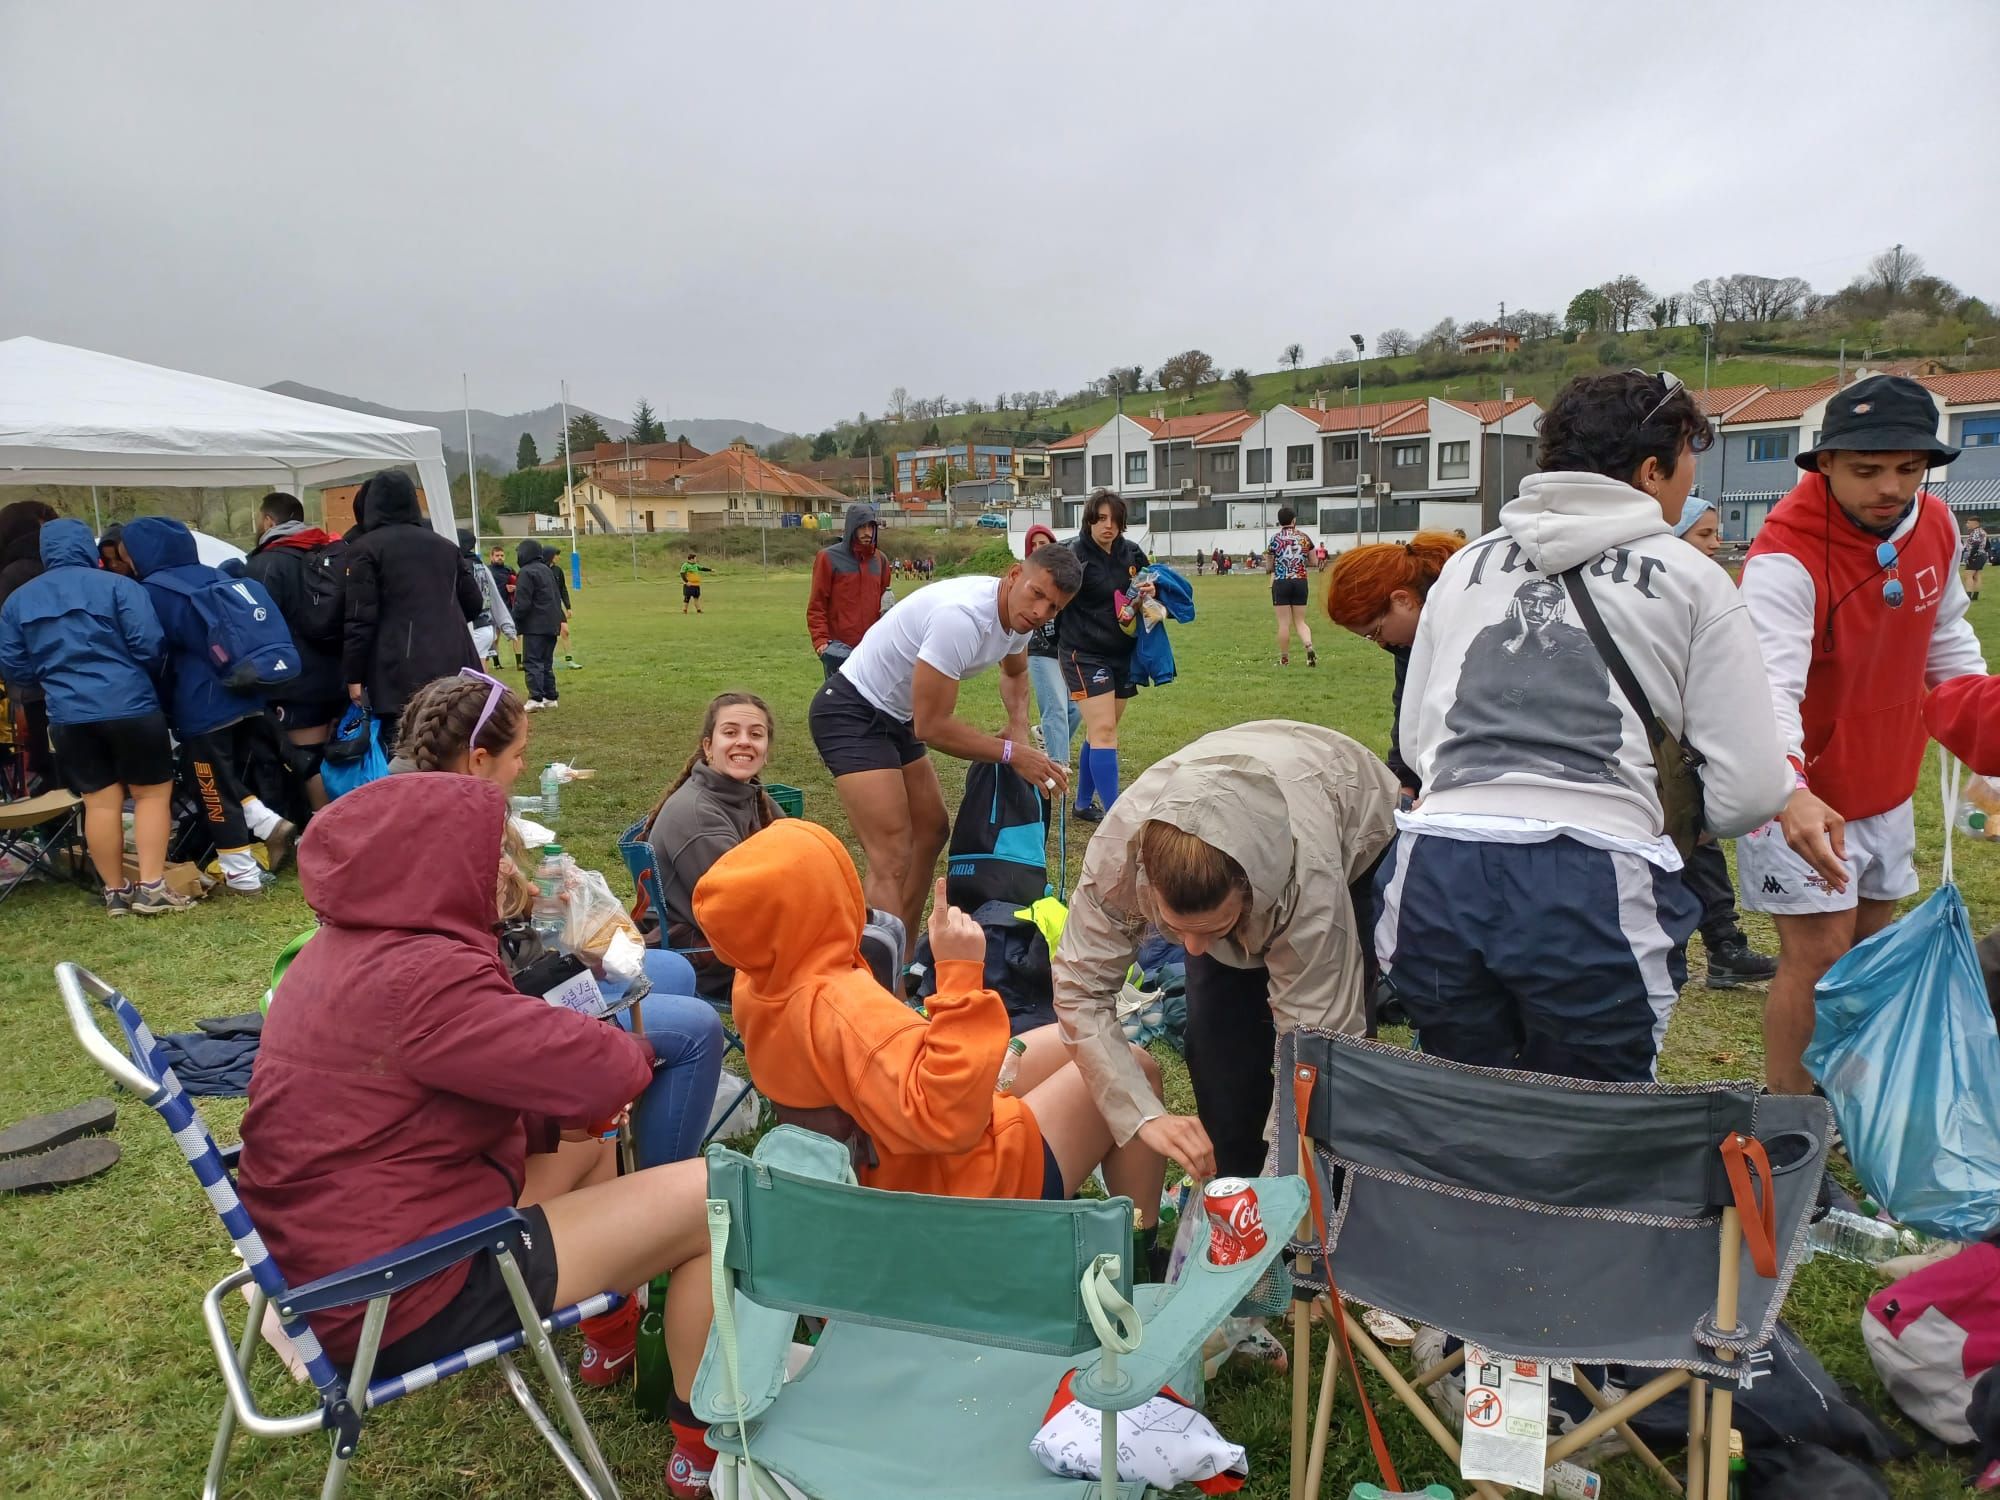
[
  {"left": 1694, "top": 366, "right": 2000, "bottom": 540},
  {"left": 548, "top": 439, "right": 845, "bottom": 534}
]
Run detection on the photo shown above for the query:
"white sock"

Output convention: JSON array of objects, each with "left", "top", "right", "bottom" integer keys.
[
  {"left": 242, "top": 797, "right": 281, "bottom": 840},
  {"left": 218, "top": 848, "right": 263, "bottom": 889}
]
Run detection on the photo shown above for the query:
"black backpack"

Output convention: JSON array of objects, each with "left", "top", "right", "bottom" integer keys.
[
  {"left": 943, "top": 762, "right": 1050, "bottom": 911},
  {"left": 296, "top": 537, "right": 348, "bottom": 646},
  {"left": 910, "top": 899, "right": 1057, "bottom": 1034}
]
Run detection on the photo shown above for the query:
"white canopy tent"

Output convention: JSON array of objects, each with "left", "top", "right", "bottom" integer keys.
[{"left": 0, "top": 336, "right": 458, "bottom": 539}]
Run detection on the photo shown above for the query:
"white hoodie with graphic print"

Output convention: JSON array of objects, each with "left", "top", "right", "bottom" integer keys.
[{"left": 1401, "top": 471, "right": 1792, "bottom": 847}]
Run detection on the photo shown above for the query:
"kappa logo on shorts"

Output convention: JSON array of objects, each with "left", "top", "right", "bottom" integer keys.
[{"left": 1761, "top": 875, "right": 1787, "bottom": 896}]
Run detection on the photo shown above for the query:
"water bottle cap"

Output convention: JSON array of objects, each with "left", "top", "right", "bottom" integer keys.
[
  {"left": 544, "top": 844, "right": 562, "bottom": 857},
  {"left": 1007, "top": 1037, "right": 1027, "bottom": 1055},
  {"left": 1972, "top": 810, "right": 1987, "bottom": 830}
]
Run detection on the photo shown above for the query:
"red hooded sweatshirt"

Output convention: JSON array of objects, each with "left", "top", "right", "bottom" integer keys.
[
  {"left": 807, "top": 504, "right": 890, "bottom": 656},
  {"left": 1925, "top": 675, "right": 2000, "bottom": 774},
  {"left": 237, "top": 773, "right": 654, "bottom": 1360},
  {"left": 1745, "top": 475, "right": 1961, "bottom": 820}
]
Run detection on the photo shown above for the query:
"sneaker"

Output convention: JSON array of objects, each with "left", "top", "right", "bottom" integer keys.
[
  {"left": 1706, "top": 938, "right": 1777, "bottom": 989},
  {"left": 129, "top": 879, "right": 191, "bottom": 915},
  {"left": 1307, "top": 647, "right": 1319, "bottom": 668},
  {"left": 1278, "top": 654, "right": 1289, "bottom": 667},
  {"left": 665, "top": 1444, "right": 712, "bottom": 1499},
  {"left": 522, "top": 699, "right": 543, "bottom": 712},
  {"left": 1409, "top": 1325, "right": 1461, "bottom": 1426},
  {"left": 1072, "top": 804, "right": 1103, "bottom": 824},
  {"left": 1359, "top": 1306, "right": 1416, "bottom": 1347},
  {"left": 577, "top": 1298, "right": 639, "bottom": 1387},
  {"left": 103, "top": 885, "right": 133, "bottom": 917},
  {"left": 263, "top": 819, "right": 298, "bottom": 875},
  {"left": 1030, "top": 725, "right": 1046, "bottom": 750}
]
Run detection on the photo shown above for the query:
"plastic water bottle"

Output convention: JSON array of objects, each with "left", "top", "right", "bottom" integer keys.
[
  {"left": 1956, "top": 774, "right": 2000, "bottom": 838},
  {"left": 540, "top": 763, "right": 561, "bottom": 819},
  {"left": 532, "top": 845, "right": 566, "bottom": 949},
  {"left": 994, "top": 1036, "right": 1027, "bottom": 1094},
  {"left": 1808, "top": 1207, "right": 1901, "bottom": 1263},
  {"left": 634, "top": 1275, "right": 671, "bottom": 1421}
]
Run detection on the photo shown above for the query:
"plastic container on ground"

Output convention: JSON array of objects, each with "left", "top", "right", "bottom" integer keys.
[
  {"left": 1808, "top": 1206, "right": 1902, "bottom": 1263},
  {"left": 1955, "top": 773, "right": 2000, "bottom": 838},
  {"left": 767, "top": 782, "right": 804, "bottom": 819}
]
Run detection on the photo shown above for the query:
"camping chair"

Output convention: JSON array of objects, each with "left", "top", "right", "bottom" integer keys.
[
  {"left": 618, "top": 817, "right": 757, "bottom": 1145},
  {"left": 0, "top": 784, "right": 86, "bottom": 908},
  {"left": 1275, "top": 1030, "right": 1832, "bottom": 1500},
  {"left": 55, "top": 962, "right": 629, "bottom": 1500},
  {"left": 692, "top": 1126, "right": 1308, "bottom": 1500}
]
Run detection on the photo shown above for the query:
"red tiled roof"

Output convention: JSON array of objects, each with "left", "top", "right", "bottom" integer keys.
[
  {"left": 1691, "top": 384, "right": 1768, "bottom": 418},
  {"left": 1316, "top": 399, "right": 1424, "bottom": 434},
  {"left": 1446, "top": 397, "right": 1537, "bottom": 423},
  {"left": 1194, "top": 411, "right": 1262, "bottom": 445},
  {"left": 674, "top": 442, "right": 844, "bottom": 501},
  {"left": 1124, "top": 413, "right": 1164, "bottom": 435},
  {"left": 1920, "top": 370, "right": 2000, "bottom": 406},
  {"left": 1375, "top": 406, "right": 1431, "bottom": 437},
  {"left": 1048, "top": 426, "right": 1096, "bottom": 451},
  {"left": 1722, "top": 381, "right": 1839, "bottom": 425},
  {"left": 1152, "top": 409, "right": 1250, "bottom": 442}
]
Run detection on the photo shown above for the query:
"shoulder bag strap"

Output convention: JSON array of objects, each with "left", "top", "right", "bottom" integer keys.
[{"left": 1558, "top": 565, "right": 1668, "bottom": 752}]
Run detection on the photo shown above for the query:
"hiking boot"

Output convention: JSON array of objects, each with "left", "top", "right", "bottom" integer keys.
[
  {"left": 263, "top": 819, "right": 298, "bottom": 875},
  {"left": 103, "top": 884, "right": 133, "bottom": 917},
  {"left": 1706, "top": 938, "right": 1777, "bottom": 989},
  {"left": 129, "top": 879, "right": 191, "bottom": 915},
  {"left": 577, "top": 1298, "right": 639, "bottom": 1388}
]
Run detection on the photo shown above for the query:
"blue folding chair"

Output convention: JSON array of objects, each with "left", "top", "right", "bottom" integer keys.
[
  {"left": 56, "top": 962, "right": 628, "bottom": 1500},
  {"left": 618, "top": 818, "right": 757, "bottom": 1146}
]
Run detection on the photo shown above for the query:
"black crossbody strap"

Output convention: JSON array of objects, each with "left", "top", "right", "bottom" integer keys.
[{"left": 1559, "top": 564, "right": 1668, "bottom": 751}]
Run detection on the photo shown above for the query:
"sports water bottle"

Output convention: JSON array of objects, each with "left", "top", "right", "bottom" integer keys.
[
  {"left": 995, "top": 1037, "right": 1027, "bottom": 1094},
  {"left": 540, "top": 763, "right": 561, "bottom": 819},
  {"left": 1807, "top": 1207, "right": 1901, "bottom": 1264},
  {"left": 634, "top": 1275, "right": 672, "bottom": 1421},
  {"left": 532, "top": 845, "right": 566, "bottom": 950}
]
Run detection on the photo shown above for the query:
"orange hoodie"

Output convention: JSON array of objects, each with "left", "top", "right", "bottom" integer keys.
[{"left": 694, "top": 819, "right": 1045, "bottom": 1199}]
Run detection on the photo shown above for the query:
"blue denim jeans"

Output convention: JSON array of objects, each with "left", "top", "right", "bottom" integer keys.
[
  {"left": 1028, "top": 652, "right": 1081, "bottom": 768},
  {"left": 599, "top": 950, "right": 725, "bottom": 1167}
]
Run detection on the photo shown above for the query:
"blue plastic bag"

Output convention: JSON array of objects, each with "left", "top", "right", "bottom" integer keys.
[
  {"left": 319, "top": 704, "right": 388, "bottom": 801},
  {"left": 1803, "top": 761, "right": 2000, "bottom": 1241}
]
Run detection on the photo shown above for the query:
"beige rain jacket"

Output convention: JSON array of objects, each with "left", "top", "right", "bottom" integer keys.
[{"left": 1052, "top": 720, "right": 1398, "bottom": 1144}]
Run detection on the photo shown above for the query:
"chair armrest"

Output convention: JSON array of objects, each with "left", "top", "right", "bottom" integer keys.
[
  {"left": 690, "top": 1289, "right": 798, "bottom": 1429},
  {"left": 1073, "top": 1176, "right": 1309, "bottom": 1412},
  {"left": 216, "top": 1141, "right": 242, "bottom": 1173},
  {"left": 281, "top": 1207, "right": 528, "bottom": 1317}
]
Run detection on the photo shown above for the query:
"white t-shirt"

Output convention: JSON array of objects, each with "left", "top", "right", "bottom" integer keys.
[{"left": 839, "top": 575, "right": 1030, "bottom": 723}]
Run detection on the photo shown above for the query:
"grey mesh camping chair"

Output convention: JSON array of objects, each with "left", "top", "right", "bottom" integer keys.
[
  {"left": 57, "top": 962, "right": 628, "bottom": 1500},
  {"left": 1274, "top": 1030, "right": 1832, "bottom": 1500},
  {"left": 691, "top": 1126, "right": 1309, "bottom": 1500}
]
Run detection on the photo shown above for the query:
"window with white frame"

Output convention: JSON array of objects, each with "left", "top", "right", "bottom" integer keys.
[
  {"left": 1392, "top": 443, "right": 1425, "bottom": 467},
  {"left": 1286, "top": 444, "right": 1314, "bottom": 481},
  {"left": 1126, "top": 451, "right": 1147, "bottom": 485},
  {"left": 1246, "top": 448, "right": 1272, "bottom": 484},
  {"left": 1746, "top": 433, "right": 1793, "bottom": 463},
  {"left": 1438, "top": 441, "right": 1470, "bottom": 480}
]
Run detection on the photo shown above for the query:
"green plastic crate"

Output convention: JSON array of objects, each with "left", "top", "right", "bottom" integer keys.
[{"left": 768, "top": 783, "right": 805, "bottom": 819}]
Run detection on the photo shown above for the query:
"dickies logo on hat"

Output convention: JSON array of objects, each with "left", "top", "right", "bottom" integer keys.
[{"left": 1852, "top": 402, "right": 1873, "bottom": 414}]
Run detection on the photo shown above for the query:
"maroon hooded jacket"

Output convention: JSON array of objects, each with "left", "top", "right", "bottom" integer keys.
[{"left": 237, "top": 773, "right": 653, "bottom": 1359}]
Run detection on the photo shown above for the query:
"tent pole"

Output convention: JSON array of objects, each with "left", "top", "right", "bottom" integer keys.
[
  {"left": 560, "top": 379, "right": 579, "bottom": 590},
  {"left": 463, "top": 373, "right": 479, "bottom": 548},
  {"left": 90, "top": 485, "right": 102, "bottom": 536}
]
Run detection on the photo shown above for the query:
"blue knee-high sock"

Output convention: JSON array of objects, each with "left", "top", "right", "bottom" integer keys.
[
  {"left": 1093, "top": 746, "right": 1122, "bottom": 807},
  {"left": 1075, "top": 745, "right": 1097, "bottom": 811}
]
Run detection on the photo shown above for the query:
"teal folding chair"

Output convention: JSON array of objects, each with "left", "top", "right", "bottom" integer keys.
[{"left": 692, "top": 1127, "right": 1307, "bottom": 1500}]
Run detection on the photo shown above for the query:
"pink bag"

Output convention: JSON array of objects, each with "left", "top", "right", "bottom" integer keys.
[{"left": 1863, "top": 1242, "right": 2000, "bottom": 1443}]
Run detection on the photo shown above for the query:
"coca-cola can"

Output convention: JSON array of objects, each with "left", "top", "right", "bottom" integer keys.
[{"left": 1203, "top": 1177, "right": 1268, "bottom": 1265}]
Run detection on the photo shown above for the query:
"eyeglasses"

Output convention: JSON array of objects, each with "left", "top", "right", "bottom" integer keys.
[
  {"left": 1877, "top": 540, "right": 1903, "bottom": 608},
  {"left": 458, "top": 666, "right": 510, "bottom": 747},
  {"left": 1632, "top": 368, "right": 1686, "bottom": 425}
]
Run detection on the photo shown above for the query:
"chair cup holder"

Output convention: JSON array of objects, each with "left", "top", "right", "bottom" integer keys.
[{"left": 1758, "top": 1129, "right": 1817, "bottom": 1176}]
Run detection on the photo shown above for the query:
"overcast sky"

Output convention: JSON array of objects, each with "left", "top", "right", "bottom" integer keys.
[{"left": 4, "top": 1, "right": 1996, "bottom": 434}]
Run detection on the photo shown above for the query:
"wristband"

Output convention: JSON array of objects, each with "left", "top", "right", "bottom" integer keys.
[{"left": 1001, "top": 738, "right": 1014, "bottom": 765}]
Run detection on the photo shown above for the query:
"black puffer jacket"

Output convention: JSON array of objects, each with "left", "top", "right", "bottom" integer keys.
[
  {"left": 511, "top": 541, "right": 566, "bottom": 635},
  {"left": 338, "top": 472, "right": 480, "bottom": 714},
  {"left": 1055, "top": 529, "right": 1148, "bottom": 663}
]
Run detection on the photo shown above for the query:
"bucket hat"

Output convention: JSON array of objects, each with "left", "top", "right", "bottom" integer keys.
[{"left": 1796, "top": 374, "right": 1956, "bottom": 470}]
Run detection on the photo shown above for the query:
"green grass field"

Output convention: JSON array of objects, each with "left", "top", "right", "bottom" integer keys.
[{"left": 2, "top": 557, "right": 1986, "bottom": 1498}]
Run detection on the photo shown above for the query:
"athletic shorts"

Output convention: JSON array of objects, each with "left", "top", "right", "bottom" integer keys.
[
  {"left": 49, "top": 712, "right": 174, "bottom": 795},
  {"left": 370, "top": 1204, "right": 558, "bottom": 1377},
  {"left": 682, "top": 584, "right": 702, "bottom": 602},
  {"left": 1969, "top": 553, "right": 1989, "bottom": 572},
  {"left": 1737, "top": 799, "right": 1919, "bottom": 914},
  {"left": 1271, "top": 577, "right": 1309, "bottom": 607},
  {"left": 1040, "top": 1139, "right": 1065, "bottom": 1201},
  {"left": 809, "top": 672, "right": 926, "bottom": 775},
  {"left": 1062, "top": 649, "right": 1136, "bottom": 702}
]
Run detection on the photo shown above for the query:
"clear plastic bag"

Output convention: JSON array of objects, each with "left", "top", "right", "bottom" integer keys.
[
  {"left": 1803, "top": 759, "right": 2000, "bottom": 1241},
  {"left": 560, "top": 860, "right": 643, "bottom": 968}
]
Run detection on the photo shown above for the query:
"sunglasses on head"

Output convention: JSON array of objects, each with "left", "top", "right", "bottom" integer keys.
[
  {"left": 458, "top": 667, "right": 510, "bottom": 748},
  {"left": 1632, "top": 368, "right": 1686, "bottom": 425}
]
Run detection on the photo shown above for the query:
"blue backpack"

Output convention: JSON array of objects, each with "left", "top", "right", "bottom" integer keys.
[{"left": 151, "top": 570, "right": 302, "bottom": 691}]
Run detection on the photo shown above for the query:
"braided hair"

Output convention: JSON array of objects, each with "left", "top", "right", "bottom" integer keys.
[
  {"left": 394, "top": 674, "right": 526, "bottom": 772},
  {"left": 643, "top": 691, "right": 782, "bottom": 835}
]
